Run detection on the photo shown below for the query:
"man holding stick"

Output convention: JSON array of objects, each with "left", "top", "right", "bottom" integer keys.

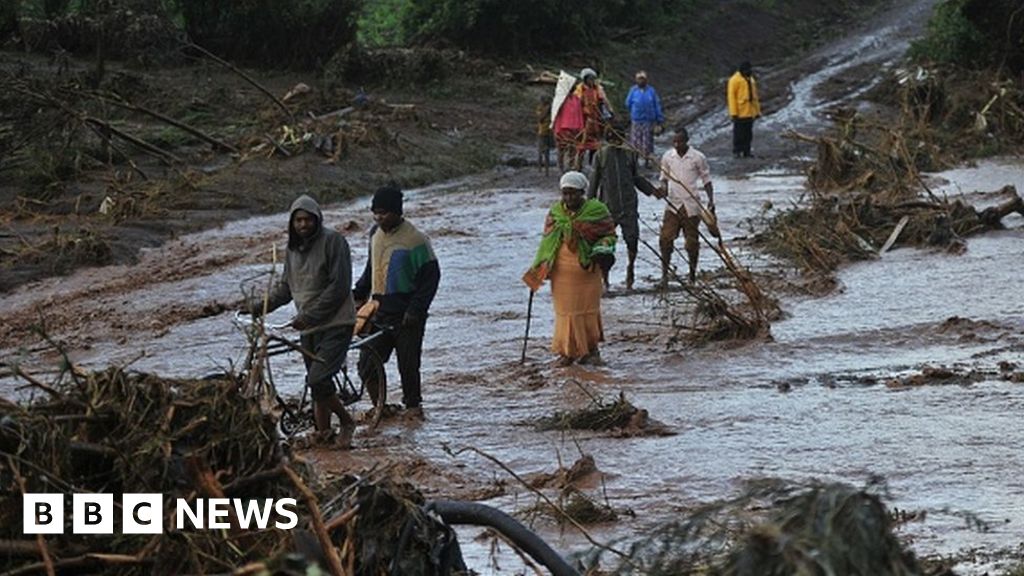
[{"left": 658, "top": 128, "right": 715, "bottom": 285}]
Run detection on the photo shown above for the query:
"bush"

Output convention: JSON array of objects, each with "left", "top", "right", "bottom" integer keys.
[
  {"left": 176, "top": 0, "right": 360, "bottom": 69},
  {"left": 400, "top": 0, "right": 696, "bottom": 56},
  {"left": 1, "top": 2, "right": 17, "bottom": 40},
  {"left": 358, "top": 0, "right": 409, "bottom": 47},
  {"left": 911, "top": 0, "right": 1024, "bottom": 73}
]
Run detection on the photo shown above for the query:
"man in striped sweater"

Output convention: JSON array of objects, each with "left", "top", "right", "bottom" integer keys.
[{"left": 353, "top": 185, "right": 441, "bottom": 418}]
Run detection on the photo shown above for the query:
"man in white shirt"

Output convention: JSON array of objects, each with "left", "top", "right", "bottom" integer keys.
[{"left": 658, "top": 128, "right": 715, "bottom": 284}]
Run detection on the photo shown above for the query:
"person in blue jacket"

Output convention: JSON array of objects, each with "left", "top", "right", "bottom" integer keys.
[{"left": 624, "top": 70, "right": 665, "bottom": 168}]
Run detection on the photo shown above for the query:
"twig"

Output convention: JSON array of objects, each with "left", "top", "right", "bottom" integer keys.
[
  {"left": 490, "top": 528, "right": 546, "bottom": 576},
  {"left": 221, "top": 466, "right": 284, "bottom": 495},
  {"left": 447, "top": 445, "right": 631, "bottom": 561},
  {"left": 0, "top": 553, "right": 146, "bottom": 576},
  {"left": 262, "top": 133, "right": 292, "bottom": 158},
  {"left": 83, "top": 117, "right": 182, "bottom": 165},
  {"left": 83, "top": 91, "right": 239, "bottom": 153},
  {"left": 185, "top": 42, "right": 294, "bottom": 122},
  {"left": 8, "top": 366, "right": 60, "bottom": 400},
  {"left": 0, "top": 541, "right": 51, "bottom": 558},
  {"left": 11, "top": 84, "right": 182, "bottom": 165},
  {"left": 6, "top": 456, "right": 55, "bottom": 576},
  {"left": 324, "top": 505, "right": 359, "bottom": 533},
  {"left": 82, "top": 120, "right": 149, "bottom": 180},
  {"left": 283, "top": 466, "right": 346, "bottom": 576}
]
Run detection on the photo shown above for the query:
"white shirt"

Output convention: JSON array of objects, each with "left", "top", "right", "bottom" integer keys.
[{"left": 659, "top": 146, "right": 712, "bottom": 216}]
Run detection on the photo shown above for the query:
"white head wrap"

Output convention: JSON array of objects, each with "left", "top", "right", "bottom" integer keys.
[
  {"left": 559, "top": 171, "right": 589, "bottom": 191},
  {"left": 580, "top": 67, "right": 597, "bottom": 80}
]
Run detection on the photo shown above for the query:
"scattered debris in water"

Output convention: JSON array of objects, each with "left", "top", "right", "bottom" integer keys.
[
  {"left": 534, "top": 388, "right": 671, "bottom": 437},
  {"left": 595, "top": 478, "right": 944, "bottom": 576}
]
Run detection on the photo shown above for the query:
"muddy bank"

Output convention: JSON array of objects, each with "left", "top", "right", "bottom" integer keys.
[
  {"left": 0, "top": 48, "right": 525, "bottom": 293},
  {"left": 0, "top": 0, "right": 902, "bottom": 294},
  {"left": 4, "top": 0, "right": 1024, "bottom": 572}
]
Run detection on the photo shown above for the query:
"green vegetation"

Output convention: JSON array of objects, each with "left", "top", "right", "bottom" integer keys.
[
  {"left": 910, "top": 0, "right": 1024, "bottom": 72},
  {"left": 358, "top": 0, "right": 409, "bottom": 47},
  {"left": 398, "top": 0, "right": 700, "bottom": 56}
]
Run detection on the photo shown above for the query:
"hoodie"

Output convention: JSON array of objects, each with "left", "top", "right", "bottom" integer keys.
[{"left": 264, "top": 195, "right": 356, "bottom": 333}]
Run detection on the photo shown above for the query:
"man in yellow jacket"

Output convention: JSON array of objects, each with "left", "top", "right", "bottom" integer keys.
[{"left": 727, "top": 61, "right": 761, "bottom": 158}]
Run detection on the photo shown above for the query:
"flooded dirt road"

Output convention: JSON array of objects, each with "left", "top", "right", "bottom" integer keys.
[
  {"left": 3, "top": 0, "right": 1023, "bottom": 571},
  {"left": 3, "top": 157, "right": 1022, "bottom": 573}
]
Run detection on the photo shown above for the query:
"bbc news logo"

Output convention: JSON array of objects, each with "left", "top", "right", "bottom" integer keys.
[{"left": 23, "top": 494, "right": 299, "bottom": 534}]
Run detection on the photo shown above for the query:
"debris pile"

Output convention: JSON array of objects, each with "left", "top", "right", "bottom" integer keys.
[
  {"left": 521, "top": 455, "right": 620, "bottom": 528},
  {"left": 0, "top": 368, "right": 298, "bottom": 574},
  {"left": 758, "top": 63, "right": 1024, "bottom": 289},
  {"left": 759, "top": 105, "right": 1024, "bottom": 286},
  {"left": 600, "top": 479, "right": 930, "bottom": 575},
  {"left": 312, "top": 474, "right": 465, "bottom": 575},
  {"left": 889, "top": 65, "right": 1024, "bottom": 158},
  {"left": 535, "top": 391, "right": 647, "bottom": 434},
  {"left": 0, "top": 361, "right": 476, "bottom": 574}
]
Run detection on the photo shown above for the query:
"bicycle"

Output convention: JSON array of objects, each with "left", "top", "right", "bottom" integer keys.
[{"left": 232, "top": 311, "right": 390, "bottom": 436}]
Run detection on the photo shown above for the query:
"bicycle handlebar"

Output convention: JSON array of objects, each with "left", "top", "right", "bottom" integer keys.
[{"left": 233, "top": 310, "right": 291, "bottom": 332}]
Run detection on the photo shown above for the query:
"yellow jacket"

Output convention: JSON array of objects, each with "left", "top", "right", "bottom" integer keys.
[{"left": 727, "top": 71, "right": 760, "bottom": 119}]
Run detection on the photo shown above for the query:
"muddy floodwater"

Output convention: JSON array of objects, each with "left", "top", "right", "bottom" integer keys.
[
  {"left": 3, "top": 155, "right": 1022, "bottom": 573},
  {"left": 2, "top": 0, "right": 1022, "bottom": 568}
]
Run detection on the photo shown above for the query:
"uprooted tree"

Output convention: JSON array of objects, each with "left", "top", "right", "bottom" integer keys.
[{"left": 753, "top": 67, "right": 1024, "bottom": 289}]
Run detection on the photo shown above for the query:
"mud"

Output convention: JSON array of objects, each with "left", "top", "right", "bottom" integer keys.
[
  {"left": 3, "top": 0, "right": 1024, "bottom": 573},
  {"left": 3, "top": 153, "right": 1022, "bottom": 573}
]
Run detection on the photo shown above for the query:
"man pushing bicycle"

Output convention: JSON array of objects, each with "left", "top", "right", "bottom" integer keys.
[{"left": 247, "top": 194, "right": 357, "bottom": 448}]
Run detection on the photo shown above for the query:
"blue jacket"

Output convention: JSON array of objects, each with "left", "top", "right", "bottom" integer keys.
[{"left": 625, "top": 85, "right": 664, "bottom": 124}]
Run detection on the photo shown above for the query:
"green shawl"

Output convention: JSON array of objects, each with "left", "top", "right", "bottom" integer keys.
[{"left": 522, "top": 198, "right": 616, "bottom": 291}]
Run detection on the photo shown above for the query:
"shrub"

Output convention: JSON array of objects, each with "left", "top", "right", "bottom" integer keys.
[
  {"left": 400, "top": 0, "right": 696, "bottom": 55},
  {"left": 911, "top": 0, "right": 1024, "bottom": 72},
  {"left": 176, "top": 0, "right": 360, "bottom": 69},
  {"left": 358, "top": 0, "right": 409, "bottom": 47}
]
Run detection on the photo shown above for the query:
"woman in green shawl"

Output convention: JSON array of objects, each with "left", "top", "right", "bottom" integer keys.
[{"left": 523, "top": 171, "right": 617, "bottom": 366}]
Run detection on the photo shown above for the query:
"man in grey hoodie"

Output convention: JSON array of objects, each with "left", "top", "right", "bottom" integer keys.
[{"left": 251, "top": 195, "right": 357, "bottom": 448}]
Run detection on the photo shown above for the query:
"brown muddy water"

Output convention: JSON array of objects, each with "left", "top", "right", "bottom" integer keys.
[{"left": 2, "top": 157, "right": 1022, "bottom": 574}]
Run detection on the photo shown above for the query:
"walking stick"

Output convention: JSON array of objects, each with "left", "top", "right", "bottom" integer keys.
[{"left": 521, "top": 290, "right": 534, "bottom": 363}]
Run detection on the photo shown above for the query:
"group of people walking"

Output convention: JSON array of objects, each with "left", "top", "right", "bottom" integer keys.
[
  {"left": 526, "top": 62, "right": 758, "bottom": 367},
  {"left": 248, "top": 62, "right": 760, "bottom": 446}
]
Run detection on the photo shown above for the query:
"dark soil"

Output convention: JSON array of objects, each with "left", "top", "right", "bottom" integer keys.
[{"left": 0, "top": 0, "right": 891, "bottom": 294}]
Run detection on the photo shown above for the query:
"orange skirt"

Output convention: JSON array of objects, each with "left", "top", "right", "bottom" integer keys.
[{"left": 549, "top": 242, "right": 604, "bottom": 358}]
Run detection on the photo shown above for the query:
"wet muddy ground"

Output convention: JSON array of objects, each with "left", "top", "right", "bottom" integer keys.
[
  {"left": 3, "top": 0, "right": 1024, "bottom": 572},
  {"left": 3, "top": 156, "right": 1022, "bottom": 573}
]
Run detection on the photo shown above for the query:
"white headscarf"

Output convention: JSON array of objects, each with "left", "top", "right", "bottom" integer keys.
[
  {"left": 580, "top": 68, "right": 597, "bottom": 80},
  {"left": 559, "top": 171, "right": 589, "bottom": 191}
]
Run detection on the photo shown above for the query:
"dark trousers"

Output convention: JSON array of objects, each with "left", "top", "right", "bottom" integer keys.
[
  {"left": 301, "top": 326, "right": 353, "bottom": 401},
  {"left": 359, "top": 319, "right": 426, "bottom": 408},
  {"left": 732, "top": 117, "right": 755, "bottom": 156}
]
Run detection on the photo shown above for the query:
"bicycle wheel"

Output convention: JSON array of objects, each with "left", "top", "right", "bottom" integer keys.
[
  {"left": 346, "top": 341, "right": 387, "bottom": 429},
  {"left": 278, "top": 392, "right": 313, "bottom": 437}
]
